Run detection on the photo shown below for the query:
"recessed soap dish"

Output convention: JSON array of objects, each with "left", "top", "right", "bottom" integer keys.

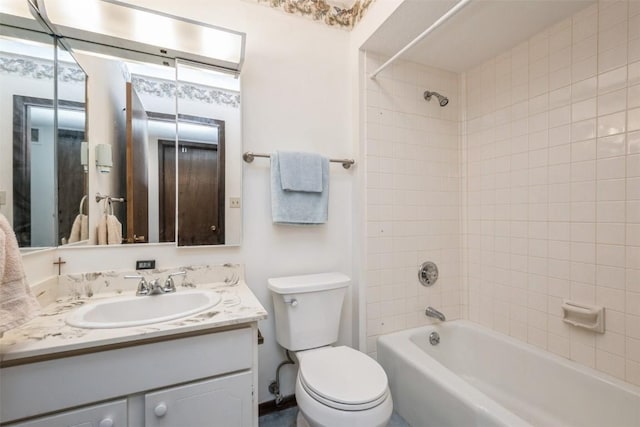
[{"left": 561, "top": 300, "right": 604, "bottom": 333}]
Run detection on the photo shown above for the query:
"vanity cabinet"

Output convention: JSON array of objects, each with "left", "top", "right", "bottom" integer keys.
[
  {"left": 145, "top": 372, "right": 252, "bottom": 427},
  {"left": 7, "top": 400, "right": 127, "bottom": 427},
  {"left": 7, "top": 373, "right": 252, "bottom": 427},
  {"left": 1, "top": 325, "right": 258, "bottom": 427}
]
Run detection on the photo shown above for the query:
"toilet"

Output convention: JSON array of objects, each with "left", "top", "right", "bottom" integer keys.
[{"left": 268, "top": 272, "right": 393, "bottom": 427}]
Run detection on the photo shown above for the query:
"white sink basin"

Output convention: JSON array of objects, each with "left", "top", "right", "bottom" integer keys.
[{"left": 66, "top": 290, "right": 222, "bottom": 329}]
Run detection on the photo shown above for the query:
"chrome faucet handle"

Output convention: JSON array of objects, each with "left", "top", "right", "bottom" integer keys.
[
  {"left": 125, "top": 275, "right": 149, "bottom": 296},
  {"left": 163, "top": 271, "right": 186, "bottom": 293}
]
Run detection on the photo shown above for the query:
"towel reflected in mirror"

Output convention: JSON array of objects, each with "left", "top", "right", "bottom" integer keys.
[{"left": 97, "top": 199, "right": 123, "bottom": 245}]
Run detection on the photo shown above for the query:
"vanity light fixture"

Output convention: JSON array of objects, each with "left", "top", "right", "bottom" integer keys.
[{"left": 31, "top": 0, "right": 246, "bottom": 74}]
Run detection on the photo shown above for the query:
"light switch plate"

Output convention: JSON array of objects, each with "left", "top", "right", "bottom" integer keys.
[
  {"left": 230, "top": 197, "right": 241, "bottom": 208},
  {"left": 0, "top": 191, "right": 6, "bottom": 205}
]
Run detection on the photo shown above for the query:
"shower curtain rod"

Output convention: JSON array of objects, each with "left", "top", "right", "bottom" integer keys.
[{"left": 368, "top": 0, "right": 473, "bottom": 79}]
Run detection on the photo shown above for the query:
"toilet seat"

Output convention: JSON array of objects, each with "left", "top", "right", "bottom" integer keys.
[{"left": 298, "top": 346, "right": 389, "bottom": 411}]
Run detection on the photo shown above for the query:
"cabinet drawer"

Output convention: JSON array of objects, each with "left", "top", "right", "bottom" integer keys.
[
  {"left": 145, "top": 372, "right": 252, "bottom": 427},
  {"left": 7, "top": 399, "right": 126, "bottom": 427}
]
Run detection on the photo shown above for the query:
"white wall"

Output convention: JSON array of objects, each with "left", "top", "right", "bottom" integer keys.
[
  {"left": 25, "top": 0, "right": 353, "bottom": 403},
  {"left": 464, "top": 0, "right": 640, "bottom": 386}
]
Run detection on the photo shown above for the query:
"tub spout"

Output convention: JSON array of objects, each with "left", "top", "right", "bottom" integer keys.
[{"left": 425, "top": 306, "right": 446, "bottom": 321}]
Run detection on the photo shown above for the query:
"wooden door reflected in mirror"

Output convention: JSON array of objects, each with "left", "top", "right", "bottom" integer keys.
[{"left": 158, "top": 116, "right": 225, "bottom": 246}]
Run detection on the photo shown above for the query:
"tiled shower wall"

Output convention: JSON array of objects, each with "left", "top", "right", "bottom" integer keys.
[
  {"left": 364, "top": 56, "right": 461, "bottom": 357},
  {"left": 464, "top": 1, "right": 640, "bottom": 385}
]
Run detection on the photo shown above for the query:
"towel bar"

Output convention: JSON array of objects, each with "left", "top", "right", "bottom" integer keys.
[
  {"left": 243, "top": 151, "right": 355, "bottom": 169},
  {"left": 95, "top": 193, "right": 126, "bottom": 203}
]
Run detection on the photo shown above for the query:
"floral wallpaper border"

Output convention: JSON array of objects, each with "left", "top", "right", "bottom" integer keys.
[
  {"left": 258, "top": 0, "right": 375, "bottom": 29},
  {"left": 132, "top": 75, "right": 241, "bottom": 109},
  {"left": 0, "top": 54, "right": 85, "bottom": 84},
  {"left": 0, "top": 54, "right": 239, "bottom": 109}
]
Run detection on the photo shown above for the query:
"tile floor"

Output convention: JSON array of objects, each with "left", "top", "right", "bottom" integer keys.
[{"left": 259, "top": 406, "right": 410, "bottom": 426}]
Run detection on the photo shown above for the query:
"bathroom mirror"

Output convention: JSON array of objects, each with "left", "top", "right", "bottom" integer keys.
[
  {"left": 1, "top": 24, "right": 87, "bottom": 250},
  {"left": 1, "top": 1, "right": 243, "bottom": 248},
  {"left": 64, "top": 44, "right": 242, "bottom": 246}
]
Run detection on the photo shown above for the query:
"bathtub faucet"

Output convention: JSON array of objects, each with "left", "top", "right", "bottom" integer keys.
[{"left": 425, "top": 306, "right": 446, "bottom": 321}]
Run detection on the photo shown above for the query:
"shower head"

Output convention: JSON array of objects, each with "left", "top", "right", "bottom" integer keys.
[{"left": 424, "top": 91, "right": 449, "bottom": 107}]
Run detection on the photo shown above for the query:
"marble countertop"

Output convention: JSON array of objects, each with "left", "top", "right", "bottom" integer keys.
[{"left": 0, "top": 280, "right": 268, "bottom": 364}]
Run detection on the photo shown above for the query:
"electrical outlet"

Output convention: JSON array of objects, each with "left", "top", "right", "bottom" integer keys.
[
  {"left": 136, "top": 260, "right": 156, "bottom": 270},
  {"left": 230, "top": 197, "right": 241, "bottom": 208}
]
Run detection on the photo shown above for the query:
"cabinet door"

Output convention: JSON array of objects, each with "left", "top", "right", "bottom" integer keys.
[
  {"left": 7, "top": 399, "right": 126, "bottom": 427},
  {"left": 145, "top": 372, "right": 252, "bottom": 427}
]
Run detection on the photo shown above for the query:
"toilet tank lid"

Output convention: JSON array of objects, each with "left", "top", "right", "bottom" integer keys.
[{"left": 267, "top": 272, "right": 350, "bottom": 294}]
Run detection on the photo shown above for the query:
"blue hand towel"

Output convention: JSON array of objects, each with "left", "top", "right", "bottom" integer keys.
[
  {"left": 271, "top": 152, "right": 329, "bottom": 224},
  {"left": 277, "top": 151, "right": 323, "bottom": 193}
]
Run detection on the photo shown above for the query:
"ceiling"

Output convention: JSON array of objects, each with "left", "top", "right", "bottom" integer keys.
[{"left": 362, "top": 0, "right": 596, "bottom": 73}]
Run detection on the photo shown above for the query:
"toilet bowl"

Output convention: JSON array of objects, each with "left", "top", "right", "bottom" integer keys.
[
  {"left": 267, "top": 273, "right": 393, "bottom": 427},
  {"left": 293, "top": 346, "right": 393, "bottom": 427}
]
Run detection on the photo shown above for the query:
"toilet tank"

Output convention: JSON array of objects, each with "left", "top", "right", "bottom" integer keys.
[{"left": 267, "top": 272, "right": 350, "bottom": 351}]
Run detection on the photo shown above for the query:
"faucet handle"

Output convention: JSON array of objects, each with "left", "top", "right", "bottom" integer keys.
[
  {"left": 125, "top": 275, "right": 149, "bottom": 296},
  {"left": 163, "top": 271, "right": 186, "bottom": 293}
]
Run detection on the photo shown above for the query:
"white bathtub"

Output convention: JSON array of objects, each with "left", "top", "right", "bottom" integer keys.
[{"left": 377, "top": 320, "right": 640, "bottom": 427}]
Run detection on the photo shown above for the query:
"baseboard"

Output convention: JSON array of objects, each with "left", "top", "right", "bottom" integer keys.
[{"left": 258, "top": 395, "right": 297, "bottom": 416}]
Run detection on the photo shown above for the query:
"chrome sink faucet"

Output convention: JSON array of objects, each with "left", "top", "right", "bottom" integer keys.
[
  {"left": 148, "top": 278, "right": 165, "bottom": 295},
  {"left": 125, "top": 271, "right": 186, "bottom": 296},
  {"left": 425, "top": 306, "right": 446, "bottom": 321}
]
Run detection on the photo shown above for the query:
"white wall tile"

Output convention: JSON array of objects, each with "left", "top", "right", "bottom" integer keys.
[
  {"left": 597, "top": 156, "right": 626, "bottom": 179},
  {"left": 573, "top": 77, "right": 598, "bottom": 101},
  {"left": 598, "top": 89, "right": 627, "bottom": 115},
  {"left": 572, "top": 98, "right": 598, "bottom": 121},
  {"left": 598, "top": 66, "right": 628, "bottom": 94},
  {"left": 365, "top": 58, "right": 460, "bottom": 345},
  {"left": 572, "top": 119, "right": 597, "bottom": 141},
  {"left": 597, "top": 134, "right": 627, "bottom": 158},
  {"left": 461, "top": 0, "right": 639, "bottom": 384},
  {"left": 572, "top": 139, "right": 597, "bottom": 161},
  {"left": 365, "top": 0, "right": 639, "bottom": 387},
  {"left": 597, "top": 111, "right": 626, "bottom": 137},
  {"left": 629, "top": 108, "right": 640, "bottom": 132}
]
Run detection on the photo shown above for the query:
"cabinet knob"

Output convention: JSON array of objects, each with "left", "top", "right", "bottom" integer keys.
[
  {"left": 154, "top": 402, "right": 168, "bottom": 417},
  {"left": 99, "top": 418, "right": 114, "bottom": 427}
]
